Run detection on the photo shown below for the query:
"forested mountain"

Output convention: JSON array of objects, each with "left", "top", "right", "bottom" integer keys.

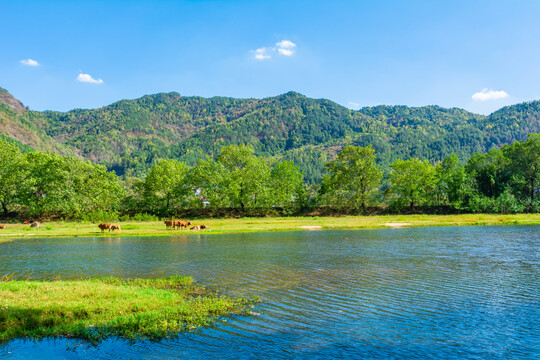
[
  {"left": 0, "top": 88, "right": 73, "bottom": 155},
  {"left": 1, "top": 87, "right": 539, "bottom": 182}
]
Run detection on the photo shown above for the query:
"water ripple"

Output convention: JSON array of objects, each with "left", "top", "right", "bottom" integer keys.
[{"left": 0, "top": 226, "right": 539, "bottom": 359}]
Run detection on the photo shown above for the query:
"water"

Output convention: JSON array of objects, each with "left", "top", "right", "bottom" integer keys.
[{"left": 0, "top": 226, "right": 538, "bottom": 359}]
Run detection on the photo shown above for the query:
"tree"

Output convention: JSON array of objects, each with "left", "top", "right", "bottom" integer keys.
[
  {"left": 142, "top": 159, "right": 190, "bottom": 213},
  {"left": 217, "top": 144, "right": 270, "bottom": 209},
  {"left": 320, "top": 145, "right": 383, "bottom": 210},
  {"left": 21, "top": 152, "right": 125, "bottom": 218},
  {"left": 388, "top": 158, "right": 435, "bottom": 210},
  {"left": 434, "top": 153, "right": 467, "bottom": 208},
  {"left": 268, "top": 160, "right": 304, "bottom": 211},
  {"left": 465, "top": 148, "right": 511, "bottom": 199},
  {"left": 189, "top": 156, "right": 230, "bottom": 208},
  {"left": 22, "top": 152, "right": 73, "bottom": 217},
  {"left": 503, "top": 133, "right": 540, "bottom": 211},
  {"left": 0, "top": 140, "right": 26, "bottom": 216}
]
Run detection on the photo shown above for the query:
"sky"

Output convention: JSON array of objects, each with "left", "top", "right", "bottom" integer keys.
[{"left": 2, "top": 0, "right": 540, "bottom": 115}]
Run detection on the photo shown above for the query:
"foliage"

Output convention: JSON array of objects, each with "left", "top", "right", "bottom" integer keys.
[
  {"left": 141, "top": 159, "right": 191, "bottom": 214},
  {"left": 433, "top": 153, "right": 468, "bottom": 208},
  {"left": 388, "top": 158, "right": 436, "bottom": 210},
  {"left": 502, "top": 133, "right": 540, "bottom": 210},
  {"left": 1, "top": 87, "right": 536, "bottom": 180},
  {"left": 20, "top": 152, "right": 124, "bottom": 218},
  {"left": 0, "top": 139, "right": 26, "bottom": 215},
  {"left": 320, "top": 145, "right": 383, "bottom": 210}
]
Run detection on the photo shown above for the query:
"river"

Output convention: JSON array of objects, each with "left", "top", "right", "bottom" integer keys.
[{"left": 0, "top": 226, "right": 538, "bottom": 359}]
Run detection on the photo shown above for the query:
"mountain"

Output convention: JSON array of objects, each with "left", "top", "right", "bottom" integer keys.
[
  {"left": 0, "top": 87, "right": 73, "bottom": 155},
  {"left": 1, "top": 87, "right": 539, "bottom": 182}
]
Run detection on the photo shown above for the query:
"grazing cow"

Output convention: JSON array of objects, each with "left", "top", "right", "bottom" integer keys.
[
  {"left": 30, "top": 222, "right": 40, "bottom": 229},
  {"left": 164, "top": 220, "right": 174, "bottom": 229},
  {"left": 0, "top": 225, "right": 5, "bottom": 229},
  {"left": 174, "top": 220, "right": 191, "bottom": 230},
  {"left": 110, "top": 224, "right": 121, "bottom": 232},
  {"left": 190, "top": 224, "right": 207, "bottom": 231},
  {"left": 98, "top": 223, "right": 111, "bottom": 232}
]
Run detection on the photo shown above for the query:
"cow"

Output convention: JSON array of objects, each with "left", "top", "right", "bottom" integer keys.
[
  {"left": 174, "top": 220, "right": 191, "bottom": 230},
  {"left": 98, "top": 223, "right": 111, "bottom": 232},
  {"left": 110, "top": 224, "right": 121, "bottom": 232},
  {"left": 190, "top": 224, "right": 207, "bottom": 231},
  {"left": 164, "top": 220, "right": 174, "bottom": 229},
  {"left": 30, "top": 221, "right": 40, "bottom": 229},
  {"left": 0, "top": 225, "right": 5, "bottom": 229}
]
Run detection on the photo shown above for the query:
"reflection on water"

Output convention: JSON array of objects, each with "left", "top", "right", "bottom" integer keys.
[{"left": 1, "top": 226, "right": 539, "bottom": 359}]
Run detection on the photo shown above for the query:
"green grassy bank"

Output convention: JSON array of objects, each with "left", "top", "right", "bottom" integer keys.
[
  {"left": 0, "top": 214, "right": 539, "bottom": 241},
  {"left": 0, "top": 276, "right": 257, "bottom": 343}
]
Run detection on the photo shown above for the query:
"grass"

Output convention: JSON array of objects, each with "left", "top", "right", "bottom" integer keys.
[
  {"left": 0, "top": 275, "right": 258, "bottom": 343},
  {"left": 0, "top": 214, "right": 539, "bottom": 241}
]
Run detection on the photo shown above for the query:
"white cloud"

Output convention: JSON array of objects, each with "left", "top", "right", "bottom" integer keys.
[
  {"left": 253, "top": 48, "right": 271, "bottom": 60},
  {"left": 277, "top": 48, "right": 295, "bottom": 56},
  {"left": 276, "top": 40, "right": 296, "bottom": 49},
  {"left": 276, "top": 40, "right": 296, "bottom": 56},
  {"left": 20, "top": 59, "right": 40, "bottom": 66},
  {"left": 472, "top": 88, "right": 509, "bottom": 101},
  {"left": 77, "top": 73, "right": 104, "bottom": 84},
  {"left": 251, "top": 39, "right": 297, "bottom": 60}
]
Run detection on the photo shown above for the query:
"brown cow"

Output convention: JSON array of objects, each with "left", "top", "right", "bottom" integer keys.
[
  {"left": 0, "top": 225, "right": 5, "bottom": 229},
  {"left": 98, "top": 223, "right": 111, "bottom": 232},
  {"left": 164, "top": 220, "right": 174, "bottom": 229},
  {"left": 174, "top": 220, "right": 191, "bottom": 230},
  {"left": 110, "top": 224, "right": 121, "bottom": 232}
]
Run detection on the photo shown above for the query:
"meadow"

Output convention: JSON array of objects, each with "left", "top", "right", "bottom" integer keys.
[
  {"left": 0, "top": 275, "right": 257, "bottom": 343},
  {"left": 1, "top": 214, "right": 539, "bottom": 242}
]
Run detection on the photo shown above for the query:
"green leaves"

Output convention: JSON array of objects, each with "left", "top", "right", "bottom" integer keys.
[
  {"left": 321, "top": 145, "right": 382, "bottom": 211},
  {"left": 388, "top": 158, "right": 435, "bottom": 210},
  {"left": 0, "top": 139, "right": 26, "bottom": 215},
  {"left": 142, "top": 159, "right": 190, "bottom": 212}
]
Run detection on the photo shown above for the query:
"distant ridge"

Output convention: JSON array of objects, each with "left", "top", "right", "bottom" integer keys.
[{"left": 1, "top": 87, "right": 539, "bottom": 182}]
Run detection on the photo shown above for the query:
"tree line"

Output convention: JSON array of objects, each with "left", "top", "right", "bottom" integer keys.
[{"left": 0, "top": 134, "right": 539, "bottom": 220}]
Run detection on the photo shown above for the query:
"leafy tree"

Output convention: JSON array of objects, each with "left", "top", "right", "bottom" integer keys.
[
  {"left": 216, "top": 144, "right": 271, "bottom": 209},
  {"left": 434, "top": 153, "right": 467, "bottom": 208},
  {"left": 142, "top": 159, "right": 190, "bottom": 213},
  {"left": 20, "top": 152, "right": 124, "bottom": 218},
  {"left": 268, "top": 160, "right": 304, "bottom": 211},
  {"left": 22, "top": 152, "right": 73, "bottom": 216},
  {"left": 320, "top": 145, "right": 383, "bottom": 210},
  {"left": 388, "top": 158, "right": 435, "bottom": 210},
  {"left": 503, "top": 134, "right": 540, "bottom": 211},
  {"left": 73, "top": 161, "right": 124, "bottom": 216},
  {"left": 465, "top": 148, "right": 511, "bottom": 199},
  {"left": 0, "top": 140, "right": 26, "bottom": 216},
  {"left": 188, "top": 156, "right": 230, "bottom": 208}
]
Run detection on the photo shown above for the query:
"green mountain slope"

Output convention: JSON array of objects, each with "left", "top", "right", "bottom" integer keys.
[
  {"left": 1, "top": 87, "right": 539, "bottom": 182},
  {"left": 0, "top": 88, "right": 73, "bottom": 155}
]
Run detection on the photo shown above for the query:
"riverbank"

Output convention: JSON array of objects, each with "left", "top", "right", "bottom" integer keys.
[
  {"left": 0, "top": 276, "right": 256, "bottom": 343},
  {"left": 0, "top": 214, "right": 539, "bottom": 241}
]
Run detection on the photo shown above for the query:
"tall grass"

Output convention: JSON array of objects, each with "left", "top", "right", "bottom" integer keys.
[{"left": 0, "top": 276, "right": 257, "bottom": 343}]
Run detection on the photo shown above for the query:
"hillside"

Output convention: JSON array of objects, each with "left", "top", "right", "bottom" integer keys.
[
  {"left": 0, "top": 88, "right": 73, "bottom": 156},
  {"left": 1, "top": 87, "right": 539, "bottom": 182}
]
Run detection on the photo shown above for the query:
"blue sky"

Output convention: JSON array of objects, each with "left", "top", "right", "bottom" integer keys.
[{"left": 1, "top": 0, "right": 540, "bottom": 114}]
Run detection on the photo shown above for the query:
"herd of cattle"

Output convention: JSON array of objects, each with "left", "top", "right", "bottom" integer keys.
[
  {"left": 97, "top": 223, "right": 121, "bottom": 232},
  {"left": 0, "top": 220, "right": 207, "bottom": 233},
  {"left": 164, "top": 220, "right": 207, "bottom": 231},
  {"left": 0, "top": 221, "right": 40, "bottom": 230},
  {"left": 95, "top": 219, "right": 207, "bottom": 233}
]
